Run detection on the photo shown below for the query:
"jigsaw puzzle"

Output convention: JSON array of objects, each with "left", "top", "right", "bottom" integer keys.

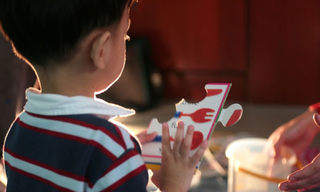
[{"left": 141, "top": 83, "right": 243, "bottom": 171}]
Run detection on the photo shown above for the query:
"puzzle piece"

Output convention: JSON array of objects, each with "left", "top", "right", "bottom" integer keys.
[{"left": 141, "top": 83, "right": 243, "bottom": 171}]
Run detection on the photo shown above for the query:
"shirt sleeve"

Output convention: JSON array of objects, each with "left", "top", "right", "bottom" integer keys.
[{"left": 86, "top": 122, "right": 148, "bottom": 192}]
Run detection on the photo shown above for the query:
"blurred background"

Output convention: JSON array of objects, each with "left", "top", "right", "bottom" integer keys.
[
  {"left": 126, "top": 0, "right": 320, "bottom": 105},
  {"left": 1, "top": 0, "right": 320, "bottom": 147}
]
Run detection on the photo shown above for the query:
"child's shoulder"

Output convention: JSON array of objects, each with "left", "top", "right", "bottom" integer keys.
[
  {"left": 67, "top": 113, "right": 126, "bottom": 134},
  {"left": 65, "top": 113, "right": 135, "bottom": 143}
]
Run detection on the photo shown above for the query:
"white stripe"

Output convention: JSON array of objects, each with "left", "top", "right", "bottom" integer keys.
[
  {"left": 4, "top": 151, "right": 84, "bottom": 191},
  {"left": 91, "top": 154, "right": 144, "bottom": 191},
  {"left": 116, "top": 124, "right": 135, "bottom": 150},
  {"left": 20, "top": 112, "right": 125, "bottom": 157}
]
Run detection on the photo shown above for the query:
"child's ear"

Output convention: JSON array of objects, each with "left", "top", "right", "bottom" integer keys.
[{"left": 90, "top": 31, "right": 112, "bottom": 69}]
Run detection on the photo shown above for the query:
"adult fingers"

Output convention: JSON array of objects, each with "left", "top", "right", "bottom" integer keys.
[
  {"left": 279, "top": 162, "right": 319, "bottom": 191},
  {"left": 273, "top": 142, "right": 282, "bottom": 160},
  {"left": 278, "top": 180, "right": 290, "bottom": 191},
  {"left": 297, "top": 182, "right": 320, "bottom": 192},
  {"left": 313, "top": 113, "right": 320, "bottom": 127},
  {"left": 280, "top": 178, "right": 319, "bottom": 192},
  {"left": 288, "top": 160, "right": 318, "bottom": 183},
  {"left": 180, "top": 125, "right": 194, "bottom": 158},
  {"left": 172, "top": 121, "right": 185, "bottom": 154}
]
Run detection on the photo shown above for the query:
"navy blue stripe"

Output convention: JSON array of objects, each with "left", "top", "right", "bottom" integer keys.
[
  {"left": 6, "top": 121, "right": 113, "bottom": 180},
  {"left": 4, "top": 114, "right": 126, "bottom": 184},
  {"left": 5, "top": 165, "right": 61, "bottom": 192},
  {"left": 4, "top": 112, "right": 147, "bottom": 191}
]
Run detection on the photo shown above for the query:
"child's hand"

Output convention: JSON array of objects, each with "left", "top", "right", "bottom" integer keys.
[
  {"left": 151, "top": 121, "right": 208, "bottom": 192},
  {"left": 279, "top": 153, "right": 320, "bottom": 192},
  {"left": 136, "top": 130, "right": 157, "bottom": 144}
]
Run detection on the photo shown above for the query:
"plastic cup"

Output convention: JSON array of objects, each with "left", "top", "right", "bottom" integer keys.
[{"left": 225, "top": 138, "right": 296, "bottom": 192}]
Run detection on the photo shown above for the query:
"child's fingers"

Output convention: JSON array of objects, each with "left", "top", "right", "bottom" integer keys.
[
  {"left": 172, "top": 121, "right": 185, "bottom": 154},
  {"left": 189, "top": 140, "right": 208, "bottom": 165},
  {"left": 136, "top": 130, "right": 157, "bottom": 144},
  {"left": 161, "top": 123, "right": 171, "bottom": 156},
  {"left": 180, "top": 125, "right": 194, "bottom": 158}
]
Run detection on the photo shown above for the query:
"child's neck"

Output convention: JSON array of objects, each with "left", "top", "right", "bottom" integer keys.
[
  {"left": 40, "top": 83, "right": 96, "bottom": 98},
  {"left": 35, "top": 62, "right": 97, "bottom": 98},
  {"left": 39, "top": 78, "right": 96, "bottom": 98}
]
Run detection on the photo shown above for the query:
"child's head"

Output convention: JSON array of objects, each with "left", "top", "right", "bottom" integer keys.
[{"left": 0, "top": 0, "right": 134, "bottom": 67}]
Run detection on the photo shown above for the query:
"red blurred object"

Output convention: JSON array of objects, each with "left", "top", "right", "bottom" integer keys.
[{"left": 178, "top": 108, "right": 215, "bottom": 123}]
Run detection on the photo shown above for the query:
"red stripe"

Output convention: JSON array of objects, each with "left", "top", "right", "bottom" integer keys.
[
  {"left": 89, "top": 150, "right": 141, "bottom": 189},
  {"left": 104, "top": 150, "right": 138, "bottom": 175},
  {"left": 103, "top": 164, "right": 147, "bottom": 192},
  {"left": 26, "top": 111, "right": 124, "bottom": 147},
  {"left": 5, "top": 160, "right": 75, "bottom": 192},
  {"left": 17, "top": 118, "right": 118, "bottom": 161},
  {"left": 226, "top": 109, "right": 242, "bottom": 127},
  {"left": 4, "top": 147, "right": 86, "bottom": 182},
  {"left": 207, "top": 89, "right": 222, "bottom": 97},
  {"left": 131, "top": 136, "right": 139, "bottom": 152},
  {"left": 113, "top": 124, "right": 127, "bottom": 149}
]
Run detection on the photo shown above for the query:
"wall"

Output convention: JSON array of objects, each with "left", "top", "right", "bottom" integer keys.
[
  {"left": 248, "top": 0, "right": 320, "bottom": 104},
  {"left": 129, "top": 0, "right": 320, "bottom": 105}
]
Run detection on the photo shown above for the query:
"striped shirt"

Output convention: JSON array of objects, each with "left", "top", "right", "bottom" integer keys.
[{"left": 3, "top": 88, "right": 148, "bottom": 192}]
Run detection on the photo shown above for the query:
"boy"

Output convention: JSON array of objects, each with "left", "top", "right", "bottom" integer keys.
[{"left": 0, "top": 0, "right": 207, "bottom": 191}]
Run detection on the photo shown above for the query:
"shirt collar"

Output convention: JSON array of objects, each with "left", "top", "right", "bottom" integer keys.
[{"left": 24, "top": 88, "right": 135, "bottom": 119}]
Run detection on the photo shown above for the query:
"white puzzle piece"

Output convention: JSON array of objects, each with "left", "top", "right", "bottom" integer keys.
[{"left": 141, "top": 83, "right": 243, "bottom": 171}]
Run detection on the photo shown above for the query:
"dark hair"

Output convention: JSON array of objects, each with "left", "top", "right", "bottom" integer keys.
[{"left": 0, "top": 0, "right": 134, "bottom": 66}]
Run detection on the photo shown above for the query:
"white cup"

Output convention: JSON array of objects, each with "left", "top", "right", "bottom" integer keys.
[{"left": 225, "top": 138, "right": 297, "bottom": 192}]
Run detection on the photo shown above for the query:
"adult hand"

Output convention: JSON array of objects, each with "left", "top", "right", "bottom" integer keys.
[
  {"left": 268, "top": 111, "right": 320, "bottom": 161},
  {"left": 279, "top": 153, "right": 320, "bottom": 192},
  {"left": 151, "top": 121, "right": 208, "bottom": 192},
  {"left": 278, "top": 113, "right": 320, "bottom": 192},
  {"left": 135, "top": 130, "right": 157, "bottom": 144}
]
